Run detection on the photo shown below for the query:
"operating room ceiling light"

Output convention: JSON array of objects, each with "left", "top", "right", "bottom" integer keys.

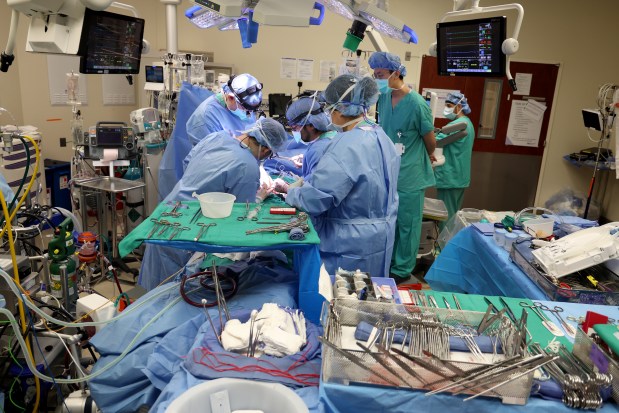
[
  {"left": 321, "top": 0, "right": 356, "bottom": 21},
  {"left": 317, "top": 0, "right": 418, "bottom": 45},
  {"left": 356, "top": 2, "right": 417, "bottom": 43},
  {"left": 185, "top": 5, "right": 236, "bottom": 29}
]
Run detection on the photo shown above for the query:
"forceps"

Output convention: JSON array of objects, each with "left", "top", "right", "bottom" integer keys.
[
  {"left": 538, "top": 304, "right": 577, "bottom": 338},
  {"left": 237, "top": 201, "right": 250, "bottom": 221},
  {"left": 519, "top": 302, "right": 564, "bottom": 336}
]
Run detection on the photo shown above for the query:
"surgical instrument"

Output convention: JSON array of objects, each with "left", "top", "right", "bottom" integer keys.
[
  {"left": 162, "top": 200, "right": 184, "bottom": 217},
  {"left": 189, "top": 207, "right": 203, "bottom": 224},
  {"left": 237, "top": 201, "right": 250, "bottom": 221},
  {"left": 452, "top": 294, "right": 462, "bottom": 310},
  {"left": 519, "top": 302, "right": 564, "bottom": 336},
  {"left": 538, "top": 304, "right": 577, "bottom": 338},
  {"left": 246, "top": 212, "right": 310, "bottom": 235},
  {"left": 212, "top": 261, "right": 230, "bottom": 322},
  {"left": 428, "top": 295, "right": 439, "bottom": 308},
  {"left": 147, "top": 218, "right": 162, "bottom": 238},
  {"left": 357, "top": 341, "right": 411, "bottom": 388},
  {"left": 442, "top": 297, "right": 452, "bottom": 309},
  {"left": 194, "top": 222, "right": 217, "bottom": 241},
  {"left": 157, "top": 221, "right": 178, "bottom": 237},
  {"left": 247, "top": 310, "right": 258, "bottom": 357},
  {"left": 463, "top": 355, "right": 558, "bottom": 402},
  {"left": 498, "top": 297, "right": 518, "bottom": 323},
  {"left": 201, "top": 298, "right": 222, "bottom": 345},
  {"left": 319, "top": 337, "right": 400, "bottom": 387},
  {"left": 376, "top": 344, "right": 429, "bottom": 386},
  {"left": 247, "top": 202, "right": 263, "bottom": 221},
  {"left": 567, "top": 315, "right": 616, "bottom": 324},
  {"left": 169, "top": 226, "right": 189, "bottom": 240}
]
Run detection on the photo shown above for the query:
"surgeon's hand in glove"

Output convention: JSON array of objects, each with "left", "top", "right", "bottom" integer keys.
[
  {"left": 255, "top": 182, "right": 273, "bottom": 203},
  {"left": 289, "top": 154, "right": 304, "bottom": 168},
  {"left": 273, "top": 178, "right": 290, "bottom": 194},
  {"left": 288, "top": 177, "right": 304, "bottom": 190}
]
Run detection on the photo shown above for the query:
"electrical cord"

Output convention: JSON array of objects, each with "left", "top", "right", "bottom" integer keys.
[
  {"left": 5, "top": 136, "right": 31, "bottom": 216},
  {"left": 0, "top": 185, "right": 41, "bottom": 411},
  {"left": 0, "top": 134, "right": 40, "bottom": 240}
]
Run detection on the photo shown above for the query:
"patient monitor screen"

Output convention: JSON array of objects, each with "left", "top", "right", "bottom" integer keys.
[{"left": 79, "top": 9, "right": 145, "bottom": 74}]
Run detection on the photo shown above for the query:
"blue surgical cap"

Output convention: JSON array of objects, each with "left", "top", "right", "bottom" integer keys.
[
  {"left": 224, "top": 73, "right": 263, "bottom": 111},
  {"left": 285, "top": 96, "right": 330, "bottom": 132},
  {"left": 368, "top": 52, "right": 407, "bottom": 77},
  {"left": 323, "top": 74, "right": 379, "bottom": 117},
  {"left": 246, "top": 117, "right": 288, "bottom": 152},
  {"left": 446, "top": 92, "right": 471, "bottom": 115}
]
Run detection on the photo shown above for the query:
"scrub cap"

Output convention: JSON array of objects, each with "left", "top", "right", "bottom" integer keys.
[
  {"left": 245, "top": 117, "right": 288, "bottom": 153},
  {"left": 286, "top": 96, "right": 330, "bottom": 132},
  {"left": 323, "top": 74, "right": 379, "bottom": 117},
  {"left": 368, "top": 52, "right": 407, "bottom": 77},
  {"left": 224, "top": 73, "right": 263, "bottom": 111},
  {"left": 446, "top": 92, "right": 471, "bottom": 115}
]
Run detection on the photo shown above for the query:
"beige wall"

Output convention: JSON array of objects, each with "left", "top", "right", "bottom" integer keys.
[{"left": 2, "top": 0, "right": 619, "bottom": 219}]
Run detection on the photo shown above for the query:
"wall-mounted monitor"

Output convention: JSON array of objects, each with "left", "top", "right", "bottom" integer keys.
[
  {"left": 437, "top": 16, "right": 506, "bottom": 77},
  {"left": 78, "top": 9, "right": 145, "bottom": 74}
]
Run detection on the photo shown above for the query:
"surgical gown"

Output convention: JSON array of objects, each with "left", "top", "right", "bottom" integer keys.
[
  {"left": 0, "top": 173, "right": 13, "bottom": 204},
  {"left": 140, "top": 132, "right": 261, "bottom": 290},
  {"left": 186, "top": 93, "right": 255, "bottom": 146},
  {"left": 158, "top": 83, "right": 214, "bottom": 200},
  {"left": 301, "top": 131, "right": 335, "bottom": 179},
  {"left": 377, "top": 90, "right": 435, "bottom": 278},
  {"left": 286, "top": 123, "right": 400, "bottom": 278},
  {"left": 435, "top": 116, "right": 475, "bottom": 222}
]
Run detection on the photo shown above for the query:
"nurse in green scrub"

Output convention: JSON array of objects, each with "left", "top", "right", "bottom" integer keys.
[
  {"left": 435, "top": 92, "right": 475, "bottom": 226},
  {"left": 369, "top": 52, "right": 437, "bottom": 284}
]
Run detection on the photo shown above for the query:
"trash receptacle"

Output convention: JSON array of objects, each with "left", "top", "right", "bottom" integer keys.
[
  {"left": 166, "top": 378, "right": 309, "bottom": 413},
  {"left": 44, "top": 159, "right": 72, "bottom": 211}
]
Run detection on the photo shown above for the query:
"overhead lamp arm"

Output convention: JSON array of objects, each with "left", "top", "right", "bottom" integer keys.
[
  {"left": 1, "top": 9, "right": 19, "bottom": 72},
  {"left": 365, "top": 26, "right": 389, "bottom": 53}
]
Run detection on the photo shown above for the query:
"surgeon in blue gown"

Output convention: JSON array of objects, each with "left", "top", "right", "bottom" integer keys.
[
  {"left": 139, "top": 118, "right": 289, "bottom": 290},
  {"left": 0, "top": 173, "right": 14, "bottom": 203},
  {"left": 158, "top": 74, "right": 262, "bottom": 199},
  {"left": 286, "top": 94, "right": 335, "bottom": 179},
  {"left": 274, "top": 95, "right": 334, "bottom": 188},
  {"left": 285, "top": 74, "right": 401, "bottom": 277}
]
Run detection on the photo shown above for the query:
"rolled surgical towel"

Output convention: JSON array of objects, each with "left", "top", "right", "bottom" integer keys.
[{"left": 288, "top": 227, "right": 306, "bottom": 241}]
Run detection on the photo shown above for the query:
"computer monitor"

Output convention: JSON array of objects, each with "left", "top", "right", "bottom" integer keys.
[
  {"left": 268, "top": 94, "right": 292, "bottom": 118},
  {"left": 78, "top": 9, "right": 145, "bottom": 75},
  {"left": 437, "top": 16, "right": 506, "bottom": 77}
]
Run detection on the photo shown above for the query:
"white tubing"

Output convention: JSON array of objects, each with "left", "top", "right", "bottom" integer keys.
[
  {"left": 0, "top": 295, "right": 182, "bottom": 383},
  {"left": 52, "top": 206, "right": 83, "bottom": 233},
  {"left": 0, "top": 268, "right": 179, "bottom": 327},
  {"left": 4, "top": 9, "right": 19, "bottom": 56}
]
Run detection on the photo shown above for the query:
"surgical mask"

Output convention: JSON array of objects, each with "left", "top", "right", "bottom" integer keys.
[
  {"left": 231, "top": 107, "right": 249, "bottom": 121},
  {"left": 292, "top": 130, "right": 303, "bottom": 143},
  {"left": 443, "top": 107, "right": 457, "bottom": 120},
  {"left": 327, "top": 109, "right": 363, "bottom": 133},
  {"left": 375, "top": 79, "right": 389, "bottom": 93}
]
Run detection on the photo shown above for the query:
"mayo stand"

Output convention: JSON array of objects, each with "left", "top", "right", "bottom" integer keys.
[{"left": 74, "top": 176, "right": 145, "bottom": 274}]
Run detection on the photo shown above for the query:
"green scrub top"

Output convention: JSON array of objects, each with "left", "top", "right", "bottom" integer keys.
[
  {"left": 434, "top": 116, "right": 476, "bottom": 189},
  {"left": 377, "top": 90, "right": 436, "bottom": 192}
]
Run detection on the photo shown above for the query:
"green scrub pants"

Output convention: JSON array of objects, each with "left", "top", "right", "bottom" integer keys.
[
  {"left": 437, "top": 188, "right": 465, "bottom": 231},
  {"left": 390, "top": 189, "right": 424, "bottom": 278}
]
